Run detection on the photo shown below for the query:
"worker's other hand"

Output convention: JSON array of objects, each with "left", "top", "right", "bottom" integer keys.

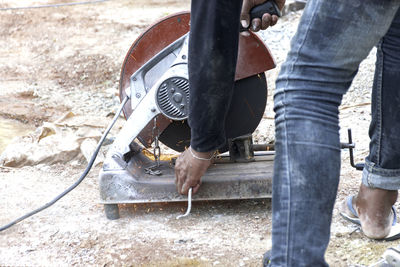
[
  {"left": 241, "top": 0, "right": 285, "bottom": 32},
  {"left": 174, "top": 147, "right": 214, "bottom": 195}
]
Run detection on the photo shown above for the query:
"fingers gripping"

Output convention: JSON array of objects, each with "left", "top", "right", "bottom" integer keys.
[
  {"left": 174, "top": 148, "right": 213, "bottom": 195},
  {"left": 241, "top": 0, "right": 284, "bottom": 32}
]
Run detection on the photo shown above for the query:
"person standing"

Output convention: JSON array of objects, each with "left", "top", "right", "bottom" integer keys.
[
  {"left": 176, "top": 0, "right": 400, "bottom": 265},
  {"left": 269, "top": 0, "right": 400, "bottom": 265}
]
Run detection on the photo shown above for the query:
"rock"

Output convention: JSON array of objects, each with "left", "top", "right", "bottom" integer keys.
[
  {"left": 282, "top": 0, "right": 307, "bottom": 16},
  {"left": 0, "top": 113, "right": 113, "bottom": 167},
  {"left": 80, "top": 138, "right": 104, "bottom": 166}
]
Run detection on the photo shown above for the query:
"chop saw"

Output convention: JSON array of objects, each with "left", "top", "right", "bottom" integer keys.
[{"left": 99, "top": 9, "right": 278, "bottom": 220}]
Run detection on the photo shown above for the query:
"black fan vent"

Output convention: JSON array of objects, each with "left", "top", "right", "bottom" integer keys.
[{"left": 156, "top": 77, "right": 189, "bottom": 120}]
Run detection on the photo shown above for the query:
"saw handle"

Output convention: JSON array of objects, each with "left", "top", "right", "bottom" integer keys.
[
  {"left": 240, "top": 0, "right": 282, "bottom": 32},
  {"left": 250, "top": 1, "right": 282, "bottom": 20}
]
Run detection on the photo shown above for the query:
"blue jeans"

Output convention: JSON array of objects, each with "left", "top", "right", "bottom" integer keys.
[
  {"left": 363, "top": 9, "right": 400, "bottom": 190},
  {"left": 271, "top": 0, "right": 400, "bottom": 266}
]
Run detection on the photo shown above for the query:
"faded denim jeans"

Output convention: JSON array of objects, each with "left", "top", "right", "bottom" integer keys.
[
  {"left": 363, "top": 6, "right": 400, "bottom": 191},
  {"left": 270, "top": 0, "right": 400, "bottom": 266}
]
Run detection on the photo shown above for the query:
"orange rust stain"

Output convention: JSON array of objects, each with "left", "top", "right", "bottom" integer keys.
[
  {"left": 244, "top": 98, "right": 256, "bottom": 118},
  {"left": 130, "top": 54, "right": 137, "bottom": 61}
]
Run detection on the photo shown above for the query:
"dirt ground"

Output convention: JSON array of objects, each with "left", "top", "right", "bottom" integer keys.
[{"left": 1, "top": 0, "right": 400, "bottom": 266}]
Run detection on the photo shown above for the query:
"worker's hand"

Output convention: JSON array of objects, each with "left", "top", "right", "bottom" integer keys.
[
  {"left": 241, "top": 0, "right": 285, "bottom": 32},
  {"left": 174, "top": 147, "right": 214, "bottom": 195}
]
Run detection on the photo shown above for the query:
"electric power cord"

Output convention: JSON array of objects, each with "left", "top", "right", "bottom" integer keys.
[
  {"left": 0, "top": 96, "right": 128, "bottom": 232},
  {"left": 0, "top": 0, "right": 110, "bottom": 11}
]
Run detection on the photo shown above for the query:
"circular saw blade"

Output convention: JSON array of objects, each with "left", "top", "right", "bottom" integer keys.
[{"left": 119, "top": 12, "right": 273, "bottom": 152}]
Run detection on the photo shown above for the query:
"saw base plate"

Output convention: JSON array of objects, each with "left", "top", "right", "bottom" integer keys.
[{"left": 99, "top": 149, "right": 273, "bottom": 218}]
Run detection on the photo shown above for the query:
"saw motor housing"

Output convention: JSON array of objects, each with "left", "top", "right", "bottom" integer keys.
[{"left": 130, "top": 34, "right": 190, "bottom": 122}]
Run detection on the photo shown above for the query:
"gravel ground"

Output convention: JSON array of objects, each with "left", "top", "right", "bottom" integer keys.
[{"left": 1, "top": 1, "right": 400, "bottom": 266}]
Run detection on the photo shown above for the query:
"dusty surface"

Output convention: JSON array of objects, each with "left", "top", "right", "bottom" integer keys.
[{"left": 1, "top": 1, "right": 400, "bottom": 266}]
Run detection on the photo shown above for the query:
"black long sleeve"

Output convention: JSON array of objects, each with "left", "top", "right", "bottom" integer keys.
[{"left": 188, "top": 0, "right": 243, "bottom": 152}]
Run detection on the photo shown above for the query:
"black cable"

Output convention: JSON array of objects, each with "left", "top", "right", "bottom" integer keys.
[
  {"left": 0, "top": 96, "right": 128, "bottom": 232},
  {"left": 0, "top": 0, "right": 110, "bottom": 11}
]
